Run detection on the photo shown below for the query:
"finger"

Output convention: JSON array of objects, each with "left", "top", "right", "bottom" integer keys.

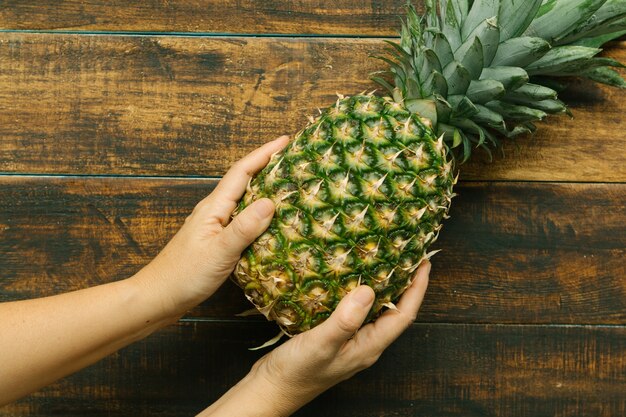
[
  {"left": 353, "top": 261, "right": 430, "bottom": 353},
  {"left": 214, "top": 198, "right": 275, "bottom": 261},
  {"left": 393, "top": 260, "right": 430, "bottom": 315},
  {"left": 306, "top": 285, "right": 375, "bottom": 353},
  {"left": 217, "top": 135, "right": 290, "bottom": 200},
  {"left": 203, "top": 136, "right": 290, "bottom": 222}
]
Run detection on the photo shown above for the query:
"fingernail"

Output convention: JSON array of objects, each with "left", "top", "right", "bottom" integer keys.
[
  {"left": 254, "top": 199, "right": 275, "bottom": 217},
  {"left": 351, "top": 286, "right": 374, "bottom": 307}
]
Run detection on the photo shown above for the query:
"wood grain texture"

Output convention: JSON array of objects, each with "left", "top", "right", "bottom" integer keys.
[
  {"left": 3, "top": 321, "right": 625, "bottom": 417},
  {"left": 1, "top": 176, "right": 623, "bottom": 324},
  {"left": 0, "top": 0, "right": 410, "bottom": 35},
  {"left": 0, "top": 2, "right": 623, "bottom": 415},
  {"left": 0, "top": 33, "right": 624, "bottom": 181}
]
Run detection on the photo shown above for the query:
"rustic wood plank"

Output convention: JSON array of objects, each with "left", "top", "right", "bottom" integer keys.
[
  {"left": 1, "top": 176, "right": 624, "bottom": 324},
  {"left": 0, "top": 34, "right": 624, "bottom": 181},
  {"left": 0, "top": 34, "right": 382, "bottom": 177},
  {"left": 0, "top": 0, "right": 410, "bottom": 35},
  {"left": 3, "top": 322, "right": 625, "bottom": 416}
]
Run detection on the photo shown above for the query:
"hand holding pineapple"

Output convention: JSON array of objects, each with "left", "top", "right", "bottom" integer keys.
[
  {"left": 0, "top": 137, "right": 429, "bottom": 415},
  {"left": 140, "top": 134, "right": 430, "bottom": 415},
  {"left": 134, "top": 135, "right": 291, "bottom": 318},
  {"left": 199, "top": 262, "right": 430, "bottom": 417}
]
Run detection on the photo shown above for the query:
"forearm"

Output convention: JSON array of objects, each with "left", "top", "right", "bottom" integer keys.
[
  {"left": 0, "top": 273, "right": 178, "bottom": 405},
  {"left": 198, "top": 373, "right": 289, "bottom": 417},
  {"left": 198, "top": 368, "right": 321, "bottom": 417}
]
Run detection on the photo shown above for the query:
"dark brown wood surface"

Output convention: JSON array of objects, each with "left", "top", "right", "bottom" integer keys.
[
  {"left": 3, "top": 322, "right": 625, "bottom": 417},
  {"left": 0, "top": 0, "right": 411, "bottom": 35},
  {"left": 0, "top": 34, "right": 624, "bottom": 181},
  {"left": 0, "top": 2, "right": 625, "bottom": 416},
  {"left": 1, "top": 177, "right": 624, "bottom": 324}
]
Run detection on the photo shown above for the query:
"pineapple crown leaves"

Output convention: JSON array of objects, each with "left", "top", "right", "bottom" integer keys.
[{"left": 372, "top": 0, "right": 626, "bottom": 162}]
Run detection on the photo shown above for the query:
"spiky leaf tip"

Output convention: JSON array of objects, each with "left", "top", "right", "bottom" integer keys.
[{"left": 371, "top": 0, "right": 626, "bottom": 163}]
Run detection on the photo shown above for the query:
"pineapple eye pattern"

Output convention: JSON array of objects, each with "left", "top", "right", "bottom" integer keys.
[
  {"left": 234, "top": 95, "right": 455, "bottom": 335},
  {"left": 232, "top": 0, "right": 626, "bottom": 335}
]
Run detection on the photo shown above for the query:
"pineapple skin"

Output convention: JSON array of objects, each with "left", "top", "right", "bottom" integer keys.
[{"left": 234, "top": 94, "right": 455, "bottom": 335}]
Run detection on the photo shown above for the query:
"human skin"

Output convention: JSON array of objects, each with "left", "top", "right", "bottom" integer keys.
[
  {"left": 0, "top": 136, "right": 430, "bottom": 415},
  {"left": 199, "top": 264, "right": 429, "bottom": 417}
]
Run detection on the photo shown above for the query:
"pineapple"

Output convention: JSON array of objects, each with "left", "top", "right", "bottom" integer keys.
[{"left": 233, "top": 0, "right": 626, "bottom": 335}]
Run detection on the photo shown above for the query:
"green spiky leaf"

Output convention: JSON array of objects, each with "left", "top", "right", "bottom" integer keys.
[
  {"left": 451, "top": 0, "right": 469, "bottom": 24},
  {"left": 424, "top": 0, "right": 439, "bottom": 29},
  {"left": 406, "top": 98, "right": 439, "bottom": 125},
  {"left": 491, "top": 37, "right": 551, "bottom": 67},
  {"left": 420, "top": 49, "right": 443, "bottom": 81},
  {"left": 508, "top": 83, "right": 558, "bottom": 100},
  {"left": 436, "top": 121, "right": 458, "bottom": 141},
  {"left": 452, "top": 128, "right": 463, "bottom": 148},
  {"left": 526, "top": 46, "right": 602, "bottom": 75},
  {"left": 455, "top": 36, "right": 485, "bottom": 79},
  {"left": 486, "top": 100, "right": 547, "bottom": 121},
  {"left": 480, "top": 66, "right": 529, "bottom": 90},
  {"left": 574, "top": 29, "right": 626, "bottom": 48},
  {"left": 503, "top": 94, "right": 568, "bottom": 114},
  {"left": 370, "top": 75, "right": 396, "bottom": 95},
  {"left": 449, "top": 95, "right": 480, "bottom": 119},
  {"left": 578, "top": 19, "right": 626, "bottom": 42},
  {"left": 474, "top": 104, "right": 506, "bottom": 126},
  {"left": 532, "top": 99, "right": 568, "bottom": 114},
  {"left": 435, "top": 95, "right": 453, "bottom": 123},
  {"left": 369, "top": 0, "right": 626, "bottom": 163},
  {"left": 554, "top": 57, "right": 626, "bottom": 76},
  {"left": 466, "top": 79, "right": 506, "bottom": 103},
  {"left": 487, "top": 101, "right": 545, "bottom": 121},
  {"left": 371, "top": 56, "right": 407, "bottom": 82},
  {"left": 524, "top": 0, "right": 608, "bottom": 43},
  {"left": 462, "top": 0, "right": 500, "bottom": 40},
  {"left": 431, "top": 31, "right": 455, "bottom": 68},
  {"left": 459, "top": 129, "right": 472, "bottom": 161},
  {"left": 582, "top": 66, "right": 626, "bottom": 88},
  {"left": 440, "top": 0, "right": 463, "bottom": 50},
  {"left": 443, "top": 61, "right": 472, "bottom": 94},
  {"left": 405, "top": 77, "right": 421, "bottom": 99},
  {"left": 452, "top": 118, "right": 488, "bottom": 146},
  {"left": 557, "top": 0, "right": 626, "bottom": 45},
  {"left": 383, "top": 40, "right": 413, "bottom": 61},
  {"left": 464, "top": 17, "right": 501, "bottom": 66},
  {"left": 482, "top": 128, "right": 500, "bottom": 147},
  {"left": 423, "top": 71, "right": 449, "bottom": 97},
  {"left": 498, "top": 0, "right": 544, "bottom": 40}
]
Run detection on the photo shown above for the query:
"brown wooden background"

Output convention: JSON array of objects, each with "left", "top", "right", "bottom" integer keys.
[{"left": 0, "top": 1, "right": 624, "bottom": 416}]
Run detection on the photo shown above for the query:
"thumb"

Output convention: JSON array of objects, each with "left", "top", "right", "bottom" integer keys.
[
  {"left": 309, "top": 285, "right": 375, "bottom": 350},
  {"left": 217, "top": 198, "right": 275, "bottom": 261}
]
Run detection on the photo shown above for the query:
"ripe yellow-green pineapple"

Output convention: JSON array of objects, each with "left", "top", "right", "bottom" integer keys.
[{"left": 234, "top": 0, "right": 626, "bottom": 335}]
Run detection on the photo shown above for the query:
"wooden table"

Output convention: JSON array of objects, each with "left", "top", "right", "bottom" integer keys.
[{"left": 1, "top": 2, "right": 624, "bottom": 416}]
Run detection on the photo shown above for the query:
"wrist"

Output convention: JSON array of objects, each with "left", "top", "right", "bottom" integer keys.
[
  {"left": 246, "top": 359, "right": 324, "bottom": 416},
  {"left": 199, "top": 366, "right": 308, "bottom": 417},
  {"left": 239, "top": 371, "right": 296, "bottom": 417},
  {"left": 133, "top": 232, "right": 226, "bottom": 319},
  {"left": 127, "top": 267, "right": 186, "bottom": 324}
]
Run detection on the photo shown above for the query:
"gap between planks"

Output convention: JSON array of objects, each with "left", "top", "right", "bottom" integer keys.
[
  {"left": 0, "top": 173, "right": 624, "bottom": 186},
  {"left": 178, "top": 318, "right": 626, "bottom": 329},
  {"left": 0, "top": 29, "right": 395, "bottom": 39}
]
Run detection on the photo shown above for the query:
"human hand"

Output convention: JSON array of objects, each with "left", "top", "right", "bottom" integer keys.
[
  {"left": 134, "top": 136, "right": 290, "bottom": 319},
  {"left": 241, "top": 261, "right": 431, "bottom": 417}
]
